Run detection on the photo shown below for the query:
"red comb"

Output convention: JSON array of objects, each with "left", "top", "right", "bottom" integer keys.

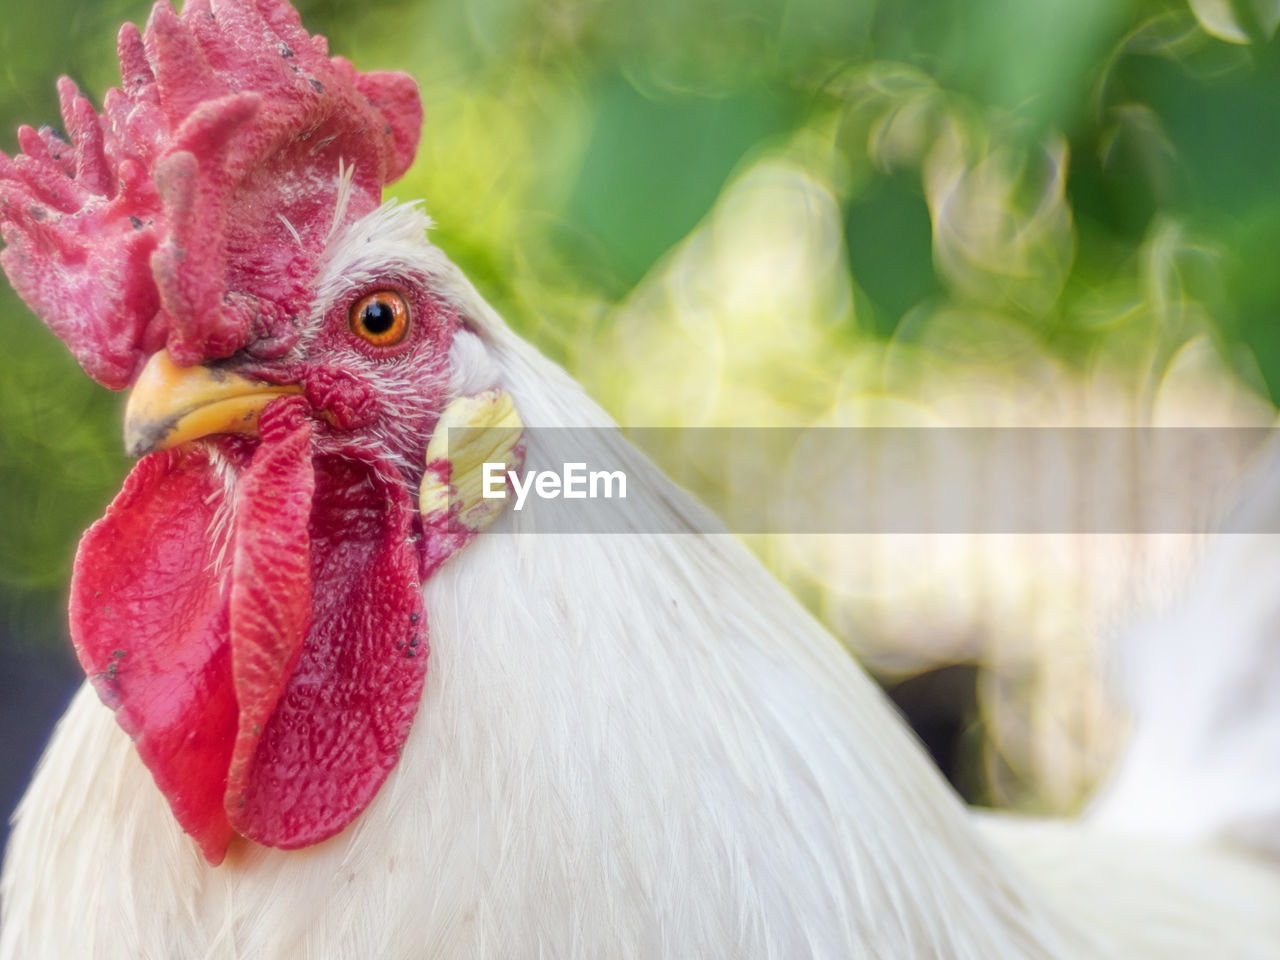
[{"left": 0, "top": 0, "right": 422, "bottom": 389}]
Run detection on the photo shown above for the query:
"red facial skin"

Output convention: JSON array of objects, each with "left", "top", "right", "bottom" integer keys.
[{"left": 0, "top": 1, "right": 480, "bottom": 864}]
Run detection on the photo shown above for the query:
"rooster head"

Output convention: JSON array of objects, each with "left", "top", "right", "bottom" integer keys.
[{"left": 0, "top": 0, "right": 514, "bottom": 864}]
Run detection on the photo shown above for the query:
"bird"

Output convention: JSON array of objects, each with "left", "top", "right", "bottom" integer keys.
[{"left": 0, "top": 1, "right": 1278, "bottom": 957}]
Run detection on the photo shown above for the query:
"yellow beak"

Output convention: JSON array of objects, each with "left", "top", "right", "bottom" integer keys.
[{"left": 123, "top": 350, "right": 303, "bottom": 457}]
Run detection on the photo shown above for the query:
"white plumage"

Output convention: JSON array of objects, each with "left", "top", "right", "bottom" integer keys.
[{"left": 2, "top": 204, "right": 1278, "bottom": 958}]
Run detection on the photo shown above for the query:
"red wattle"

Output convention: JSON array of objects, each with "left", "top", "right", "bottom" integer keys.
[
  {"left": 70, "top": 442, "right": 248, "bottom": 863},
  {"left": 69, "top": 400, "right": 428, "bottom": 862},
  {"left": 223, "top": 401, "right": 315, "bottom": 830},
  {"left": 229, "top": 446, "right": 426, "bottom": 847}
]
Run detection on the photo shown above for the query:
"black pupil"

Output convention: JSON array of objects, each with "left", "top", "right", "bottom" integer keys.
[{"left": 361, "top": 300, "right": 396, "bottom": 335}]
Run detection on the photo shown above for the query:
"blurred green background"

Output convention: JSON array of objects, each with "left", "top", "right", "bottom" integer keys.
[{"left": 2, "top": 0, "right": 1280, "bottom": 832}]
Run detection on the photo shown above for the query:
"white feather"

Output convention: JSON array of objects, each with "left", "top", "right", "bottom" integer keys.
[{"left": 3, "top": 205, "right": 1278, "bottom": 959}]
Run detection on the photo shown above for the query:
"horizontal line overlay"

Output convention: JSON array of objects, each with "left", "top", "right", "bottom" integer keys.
[{"left": 448, "top": 427, "right": 1280, "bottom": 534}]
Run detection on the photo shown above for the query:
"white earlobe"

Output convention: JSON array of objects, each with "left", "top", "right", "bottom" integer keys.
[{"left": 418, "top": 386, "right": 524, "bottom": 535}]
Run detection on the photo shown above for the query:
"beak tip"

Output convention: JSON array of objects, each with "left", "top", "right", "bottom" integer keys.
[{"left": 123, "top": 421, "right": 169, "bottom": 459}]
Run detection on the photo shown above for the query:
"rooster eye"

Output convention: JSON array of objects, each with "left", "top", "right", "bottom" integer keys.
[{"left": 350, "top": 291, "right": 410, "bottom": 346}]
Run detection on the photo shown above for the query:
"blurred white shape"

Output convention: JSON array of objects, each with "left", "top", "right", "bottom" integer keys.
[
  {"left": 925, "top": 124, "right": 1075, "bottom": 315},
  {"left": 1188, "top": 0, "right": 1280, "bottom": 43},
  {"left": 584, "top": 131, "right": 1278, "bottom": 815},
  {"left": 1092, "top": 432, "right": 1280, "bottom": 859},
  {"left": 594, "top": 155, "right": 852, "bottom": 427},
  {"left": 778, "top": 334, "right": 1274, "bottom": 811},
  {"left": 846, "top": 64, "right": 946, "bottom": 172}
]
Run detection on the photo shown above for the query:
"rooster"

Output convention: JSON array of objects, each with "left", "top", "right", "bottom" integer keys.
[{"left": 0, "top": 2, "right": 1278, "bottom": 957}]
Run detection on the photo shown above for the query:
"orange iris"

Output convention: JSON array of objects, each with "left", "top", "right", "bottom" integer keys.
[{"left": 349, "top": 291, "right": 411, "bottom": 346}]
